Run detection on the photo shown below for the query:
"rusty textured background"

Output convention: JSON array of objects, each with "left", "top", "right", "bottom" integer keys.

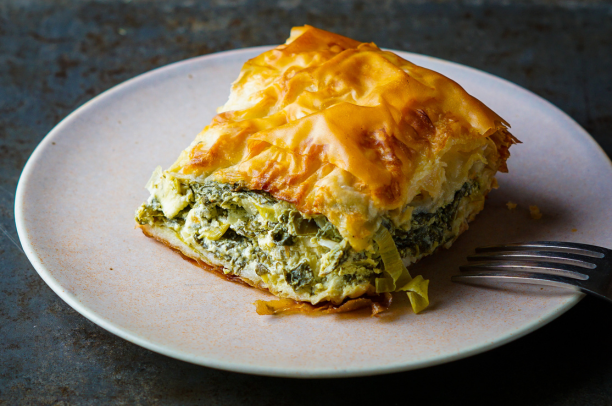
[{"left": 1, "top": 0, "right": 612, "bottom": 404}]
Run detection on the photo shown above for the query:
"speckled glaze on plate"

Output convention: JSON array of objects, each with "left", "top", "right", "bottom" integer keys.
[{"left": 15, "top": 46, "right": 612, "bottom": 378}]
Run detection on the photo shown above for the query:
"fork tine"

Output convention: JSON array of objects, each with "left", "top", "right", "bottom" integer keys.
[
  {"left": 451, "top": 271, "right": 588, "bottom": 293},
  {"left": 468, "top": 250, "right": 597, "bottom": 269},
  {"left": 460, "top": 261, "right": 589, "bottom": 280},
  {"left": 476, "top": 241, "right": 606, "bottom": 258}
]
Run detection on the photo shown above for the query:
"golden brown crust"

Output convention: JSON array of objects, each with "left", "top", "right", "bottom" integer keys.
[
  {"left": 254, "top": 293, "right": 392, "bottom": 316},
  {"left": 167, "top": 25, "right": 516, "bottom": 250}
]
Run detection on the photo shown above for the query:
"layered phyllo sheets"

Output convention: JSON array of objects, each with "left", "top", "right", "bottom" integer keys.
[{"left": 136, "top": 26, "right": 517, "bottom": 314}]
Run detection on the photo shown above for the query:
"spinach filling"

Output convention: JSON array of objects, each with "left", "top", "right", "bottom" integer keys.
[
  {"left": 137, "top": 181, "right": 355, "bottom": 293},
  {"left": 136, "top": 179, "right": 479, "bottom": 294},
  {"left": 387, "top": 181, "right": 479, "bottom": 258},
  {"left": 286, "top": 262, "right": 314, "bottom": 290}
]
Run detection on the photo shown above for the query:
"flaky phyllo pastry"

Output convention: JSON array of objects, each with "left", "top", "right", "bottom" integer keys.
[{"left": 136, "top": 26, "right": 517, "bottom": 315}]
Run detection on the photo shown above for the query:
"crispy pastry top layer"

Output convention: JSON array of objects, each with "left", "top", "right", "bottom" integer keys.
[{"left": 168, "top": 25, "right": 513, "bottom": 250}]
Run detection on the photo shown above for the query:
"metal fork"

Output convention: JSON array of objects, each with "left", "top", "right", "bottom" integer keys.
[{"left": 452, "top": 241, "right": 612, "bottom": 303}]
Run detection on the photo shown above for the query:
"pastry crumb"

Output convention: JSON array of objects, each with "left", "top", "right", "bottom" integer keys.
[
  {"left": 506, "top": 201, "right": 517, "bottom": 210},
  {"left": 572, "top": 228, "right": 577, "bottom": 232},
  {"left": 529, "top": 205, "right": 542, "bottom": 220}
]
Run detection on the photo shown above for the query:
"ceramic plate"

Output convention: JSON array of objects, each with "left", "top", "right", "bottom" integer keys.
[{"left": 16, "top": 46, "right": 612, "bottom": 378}]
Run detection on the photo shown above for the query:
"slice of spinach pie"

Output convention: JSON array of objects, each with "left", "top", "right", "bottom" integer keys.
[{"left": 135, "top": 25, "right": 518, "bottom": 314}]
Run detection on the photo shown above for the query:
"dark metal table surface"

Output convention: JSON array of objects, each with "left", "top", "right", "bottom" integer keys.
[{"left": 1, "top": 0, "right": 612, "bottom": 404}]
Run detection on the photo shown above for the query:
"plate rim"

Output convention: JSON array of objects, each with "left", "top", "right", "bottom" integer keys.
[{"left": 16, "top": 45, "right": 608, "bottom": 378}]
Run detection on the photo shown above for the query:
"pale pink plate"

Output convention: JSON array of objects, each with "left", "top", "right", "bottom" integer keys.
[{"left": 15, "top": 47, "right": 612, "bottom": 378}]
